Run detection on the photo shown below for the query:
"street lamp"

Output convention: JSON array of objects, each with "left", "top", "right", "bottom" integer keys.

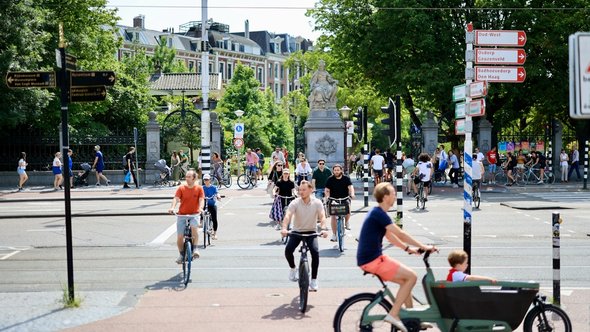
[
  {"left": 340, "top": 105, "right": 351, "bottom": 173},
  {"left": 235, "top": 109, "right": 244, "bottom": 177}
]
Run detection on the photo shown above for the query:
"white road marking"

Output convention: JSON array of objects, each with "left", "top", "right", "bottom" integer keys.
[
  {"left": 26, "top": 229, "right": 64, "bottom": 232},
  {"left": 148, "top": 223, "right": 177, "bottom": 246},
  {"left": 0, "top": 251, "right": 20, "bottom": 260}
]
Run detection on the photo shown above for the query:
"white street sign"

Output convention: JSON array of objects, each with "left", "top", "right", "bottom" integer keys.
[
  {"left": 475, "top": 48, "right": 526, "bottom": 65},
  {"left": 474, "top": 66, "right": 526, "bottom": 83},
  {"left": 469, "top": 81, "right": 487, "bottom": 98},
  {"left": 234, "top": 123, "right": 244, "bottom": 138},
  {"left": 475, "top": 30, "right": 527, "bottom": 46},
  {"left": 570, "top": 32, "right": 590, "bottom": 119}
]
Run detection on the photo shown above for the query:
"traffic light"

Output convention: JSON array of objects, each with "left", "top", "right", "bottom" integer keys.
[
  {"left": 353, "top": 107, "right": 364, "bottom": 141},
  {"left": 381, "top": 99, "right": 395, "bottom": 143}
]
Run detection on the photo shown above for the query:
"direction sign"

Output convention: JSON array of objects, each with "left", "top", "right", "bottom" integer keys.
[
  {"left": 473, "top": 66, "right": 526, "bottom": 83},
  {"left": 452, "top": 84, "right": 466, "bottom": 102},
  {"left": 455, "top": 99, "right": 486, "bottom": 119},
  {"left": 475, "top": 30, "right": 527, "bottom": 46},
  {"left": 469, "top": 81, "right": 488, "bottom": 98},
  {"left": 55, "top": 51, "right": 77, "bottom": 71},
  {"left": 455, "top": 119, "right": 466, "bottom": 135},
  {"left": 6, "top": 71, "right": 56, "bottom": 88},
  {"left": 70, "top": 71, "right": 116, "bottom": 87},
  {"left": 474, "top": 48, "right": 526, "bottom": 65},
  {"left": 233, "top": 137, "right": 244, "bottom": 149},
  {"left": 234, "top": 123, "right": 244, "bottom": 138},
  {"left": 570, "top": 32, "right": 590, "bottom": 119},
  {"left": 69, "top": 86, "right": 107, "bottom": 102}
]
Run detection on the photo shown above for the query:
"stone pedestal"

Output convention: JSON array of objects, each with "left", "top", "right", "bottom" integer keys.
[
  {"left": 421, "top": 111, "right": 438, "bottom": 156},
  {"left": 145, "top": 111, "right": 161, "bottom": 183},
  {"left": 478, "top": 118, "right": 493, "bottom": 155},
  {"left": 553, "top": 121, "right": 563, "bottom": 171},
  {"left": 304, "top": 110, "right": 345, "bottom": 167}
]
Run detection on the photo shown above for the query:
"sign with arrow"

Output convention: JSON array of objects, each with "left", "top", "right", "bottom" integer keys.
[
  {"left": 70, "top": 71, "right": 116, "bottom": 87},
  {"left": 474, "top": 66, "right": 526, "bottom": 83},
  {"left": 455, "top": 99, "right": 486, "bottom": 119},
  {"left": 70, "top": 86, "right": 107, "bottom": 102},
  {"left": 6, "top": 71, "right": 56, "bottom": 88},
  {"left": 469, "top": 81, "right": 487, "bottom": 98},
  {"left": 474, "top": 30, "right": 527, "bottom": 46},
  {"left": 474, "top": 48, "right": 526, "bottom": 65}
]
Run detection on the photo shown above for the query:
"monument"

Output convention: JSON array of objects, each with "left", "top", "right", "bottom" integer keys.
[{"left": 304, "top": 60, "right": 345, "bottom": 167}]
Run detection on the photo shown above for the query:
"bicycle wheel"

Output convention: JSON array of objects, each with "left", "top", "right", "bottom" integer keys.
[
  {"left": 222, "top": 174, "right": 232, "bottom": 188},
  {"left": 494, "top": 170, "right": 507, "bottom": 184},
  {"left": 473, "top": 189, "right": 480, "bottom": 209},
  {"left": 211, "top": 177, "right": 220, "bottom": 188},
  {"left": 250, "top": 172, "right": 257, "bottom": 187},
  {"left": 183, "top": 241, "right": 192, "bottom": 286},
  {"left": 515, "top": 172, "right": 526, "bottom": 186},
  {"left": 237, "top": 174, "right": 250, "bottom": 189},
  {"left": 337, "top": 216, "right": 344, "bottom": 252},
  {"left": 333, "top": 293, "right": 393, "bottom": 332},
  {"left": 298, "top": 261, "right": 310, "bottom": 313},
  {"left": 523, "top": 304, "right": 572, "bottom": 332},
  {"left": 419, "top": 190, "right": 426, "bottom": 210},
  {"left": 544, "top": 172, "right": 556, "bottom": 184},
  {"left": 203, "top": 214, "right": 211, "bottom": 249}
]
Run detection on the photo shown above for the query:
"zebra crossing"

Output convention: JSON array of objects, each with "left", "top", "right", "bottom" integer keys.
[{"left": 522, "top": 191, "right": 590, "bottom": 202}]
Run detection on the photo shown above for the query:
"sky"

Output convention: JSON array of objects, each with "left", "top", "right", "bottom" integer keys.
[{"left": 105, "top": 0, "right": 322, "bottom": 40}]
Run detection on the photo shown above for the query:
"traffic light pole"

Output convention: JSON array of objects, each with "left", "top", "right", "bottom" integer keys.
[
  {"left": 363, "top": 106, "right": 369, "bottom": 207},
  {"left": 392, "top": 96, "right": 403, "bottom": 228},
  {"left": 464, "top": 24, "right": 474, "bottom": 273},
  {"left": 200, "top": 0, "right": 211, "bottom": 179}
]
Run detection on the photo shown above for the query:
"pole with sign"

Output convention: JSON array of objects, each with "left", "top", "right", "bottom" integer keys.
[{"left": 463, "top": 23, "right": 475, "bottom": 274}]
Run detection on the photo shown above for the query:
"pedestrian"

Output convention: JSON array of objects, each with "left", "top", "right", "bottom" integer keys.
[
  {"left": 282, "top": 146, "right": 290, "bottom": 170},
  {"left": 124, "top": 146, "right": 138, "bottom": 188},
  {"left": 67, "top": 149, "right": 74, "bottom": 188},
  {"left": 17, "top": 152, "right": 28, "bottom": 191},
  {"left": 167, "top": 170, "right": 204, "bottom": 263},
  {"left": 179, "top": 149, "right": 189, "bottom": 176},
  {"left": 357, "top": 182, "right": 437, "bottom": 332},
  {"left": 281, "top": 180, "right": 328, "bottom": 291},
  {"left": 559, "top": 149, "right": 569, "bottom": 182},
  {"left": 202, "top": 174, "right": 221, "bottom": 240},
  {"left": 448, "top": 150, "right": 460, "bottom": 188},
  {"left": 91, "top": 145, "right": 110, "bottom": 186},
  {"left": 171, "top": 150, "right": 181, "bottom": 185},
  {"left": 567, "top": 147, "right": 581, "bottom": 181},
  {"left": 370, "top": 148, "right": 385, "bottom": 185},
  {"left": 52, "top": 151, "right": 63, "bottom": 190},
  {"left": 486, "top": 146, "right": 498, "bottom": 184}
]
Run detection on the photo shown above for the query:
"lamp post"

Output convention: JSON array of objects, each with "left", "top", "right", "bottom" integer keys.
[
  {"left": 340, "top": 105, "right": 351, "bottom": 173},
  {"left": 235, "top": 109, "right": 244, "bottom": 177}
]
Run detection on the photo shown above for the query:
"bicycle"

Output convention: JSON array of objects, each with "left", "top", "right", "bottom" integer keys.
[
  {"left": 211, "top": 168, "right": 232, "bottom": 189},
  {"left": 327, "top": 197, "right": 350, "bottom": 252},
  {"left": 433, "top": 168, "right": 448, "bottom": 185},
  {"left": 524, "top": 166, "right": 556, "bottom": 185},
  {"left": 333, "top": 250, "right": 571, "bottom": 332},
  {"left": 287, "top": 231, "right": 321, "bottom": 313},
  {"left": 355, "top": 163, "right": 363, "bottom": 180},
  {"left": 416, "top": 180, "right": 426, "bottom": 210},
  {"left": 202, "top": 196, "right": 215, "bottom": 249},
  {"left": 472, "top": 180, "right": 481, "bottom": 209},
  {"left": 176, "top": 214, "right": 199, "bottom": 287},
  {"left": 237, "top": 166, "right": 257, "bottom": 189}
]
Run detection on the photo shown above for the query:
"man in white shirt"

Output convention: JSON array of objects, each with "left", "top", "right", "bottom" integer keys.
[
  {"left": 475, "top": 147, "right": 485, "bottom": 162},
  {"left": 411, "top": 153, "right": 434, "bottom": 201},
  {"left": 271, "top": 146, "right": 286, "bottom": 165},
  {"left": 402, "top": 154, "right": 416, "bottom": 195},
  {"left": 471, "top": 153, "right": 484, "bottom": 192},
  {"left": 370, "top": 148, "right": 386, "bottom": 185}
]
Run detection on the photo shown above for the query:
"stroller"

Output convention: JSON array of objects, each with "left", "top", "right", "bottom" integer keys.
[
  {"left": 73, "top": 163, "right": 91, "bottom": 187},
  {"left": 154, "top": 159, "right": 173, "bottom": 186}
]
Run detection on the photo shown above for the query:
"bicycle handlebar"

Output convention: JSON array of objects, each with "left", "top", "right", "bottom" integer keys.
[
  {"left": 327, "top": 197, "right": 351, "bottom": 202},
  {"left": 287, "top": 231, "right": 323, "bottom": 237},
  {"left": 276, "top": 194, "right": 296, "bottom": 199}
]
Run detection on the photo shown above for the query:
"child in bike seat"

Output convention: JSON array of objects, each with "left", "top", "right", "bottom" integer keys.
[{"left": 447, "top": 250, "right": 496, "bottom": 283}]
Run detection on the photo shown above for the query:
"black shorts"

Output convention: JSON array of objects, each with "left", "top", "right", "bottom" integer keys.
[{"left": 373, "top": 169, "right": 383, "bottom": 177}]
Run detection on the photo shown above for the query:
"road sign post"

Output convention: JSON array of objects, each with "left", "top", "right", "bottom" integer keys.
[
  {"left": 569, "top": 32, "right": 590, "bottom": 119},
  {"left": 70, "top": 71, "right": 116, "bottom": 87},
  {"left": 6, "top": 71, "right": 56, "bottom": 88}
]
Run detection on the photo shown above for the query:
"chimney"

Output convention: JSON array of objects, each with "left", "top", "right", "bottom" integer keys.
[
  {"left": 245, "top": 19, "right": 250, "bottom": 39},
  {"left": 133, "top": 15, "right": 145, "bottom": 29}
]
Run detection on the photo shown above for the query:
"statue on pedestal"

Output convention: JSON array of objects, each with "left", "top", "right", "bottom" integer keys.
[{"left": 308, "top": 60, "right": 338, "bottom": 110}]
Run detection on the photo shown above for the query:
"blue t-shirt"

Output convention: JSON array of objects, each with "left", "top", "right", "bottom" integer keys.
[
  {"left": 357, "top": 207, "right": 393, "bottom": 266},
  {"left": 203, "top": 185, "right": 218, "bottom": 207},
  {"left": 95, "top": 151, "right": 104, "bottom": 169}
]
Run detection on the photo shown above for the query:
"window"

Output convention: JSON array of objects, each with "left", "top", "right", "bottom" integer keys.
[
  {"left": 274, "top": 63, "right": 279, "bottom": 79},
  {"left": 280, "top": 65, "right": 284, "bottom": 79},
  {"left": 219, "top": 62, "right": 225, "bottom": 79},
  {"left": 257, "top": 68, "right": 263, "bottom": 84},
  {"left": 198, "top": 61, "right": 202, "bottom": 74},
  {"left": 275, "top": 42, "right": 281, "bottom": 53},
  {"left": 227, "top": 63, "right": 233, "bottom": 80},
  {"left": 268, "top": 63, "right": 273, "bottom": 78},
  {"left": 188, "top": 60, "right": 195, "bottom": 72}
]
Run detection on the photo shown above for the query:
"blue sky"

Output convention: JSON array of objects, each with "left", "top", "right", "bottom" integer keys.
[{"left": 106, "top": 0, "right": 321, "bottom": 40}]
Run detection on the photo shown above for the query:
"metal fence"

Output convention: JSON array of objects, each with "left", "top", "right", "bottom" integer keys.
[{"left": 0, "top": 130, "right": 145, "bottom": 172}]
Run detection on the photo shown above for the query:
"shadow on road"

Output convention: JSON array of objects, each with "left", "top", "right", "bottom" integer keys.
[
  {"left": 144, "top": 273, "right": 186, "bottom": 292},
  {"left": 260, "top": 296, "right": 314, "bottom": 321}
]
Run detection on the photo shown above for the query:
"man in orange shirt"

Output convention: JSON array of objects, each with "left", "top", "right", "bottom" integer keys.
[{"left": 168, "top": 170, "right": 205, "bottom": 264}]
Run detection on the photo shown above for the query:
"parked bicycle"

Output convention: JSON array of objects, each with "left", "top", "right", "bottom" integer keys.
[
  {"left": 333, "top": 250, "right": 571, "bottom": 332},
  {"left": 288, "top": 231, "right": 321, "bottom": 313},
  {"left": 237, "top": 166, "right": 257, "bottom": 189},
  {"left": 327, "top": 196, "right": 350, "bottom": 252}
]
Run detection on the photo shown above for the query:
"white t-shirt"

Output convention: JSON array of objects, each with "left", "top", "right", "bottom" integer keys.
[
  {"left": 417, "top": 161, "right": 433, "bottom": 182},
  {"left": 472, "top": 160, "right": 483, "bottom": 180},
  {"left": 370, "top": 154, "right": 385, "bottom": 170},
  {"left": 560, "top": 152, "right": 569, "bottom": 166},
  {"left": 295, "top": 162, "right": 312, "bottom": 175},
  {"left": 476, "top": 152, "right": 485, "bottom": 162},
  {"left": 53, "top": 157, "right": 61, "bottom": 167}
]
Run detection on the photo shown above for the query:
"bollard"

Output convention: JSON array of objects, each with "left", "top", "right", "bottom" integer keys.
[
  {"left": 363, "top": 144, "right": 369, "bottom": 207},
  {"left": 584, "top": 140, "right": 588, "bottom": 190},
  {"left": 395, "top": 146, "right": 403, "bottom": 228},
  {"left": 552, "top": 212, "right": 561, "bottom": 306}
]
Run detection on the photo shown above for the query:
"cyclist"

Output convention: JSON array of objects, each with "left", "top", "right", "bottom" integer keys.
[
  {"left": 357, "top": 182, "right": 437, "bottom": 332},
  {"left": 295, "top": 157, "right": 312, "bottom": 186},
  {"left": 472, "top": 153, "right": 484, "bottom": 199},
  {"left": 245, "top": 148, "right": 259, "bottom": 179},
  {"left": 411, "top": 153, "right": 433, "bottom": 201},
  {"left": 202, "top": 174, "right": 221, "bottom": 240},
  {"left": 325, "top": 164, "right": 354, "bottom": 240},
  {"left": 401, "top": 153, "right": 416, "bottom": 195},
  {"left": 270, "top": 168, "right": 296, "bottom": 225},
  {"left": 256, "top": 148, "right": 265, "bottom": 180},
  {"left": 168, "top": 170, "right": 204, "bottom": 263},
  {"left": 531, "top": 151, "right": 547, "bottom": 184},
  {"left": 311, "top": 159, "right": 332, "bottom": 199},
  {"left": 281, "top": 180, "right": 328, "bottom": 291},
  {"left": 370, "top": 148, "right": 385, "bottom": 185}
]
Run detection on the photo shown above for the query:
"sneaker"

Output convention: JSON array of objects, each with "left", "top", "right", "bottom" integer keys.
[
  {"left": 175, "top": 255, "right": 183, "bottom": 264},
  {"left": 345, "top": 223, "right": 351, "bottom": 230},
  {"left": 309, "top": 279, "right": 318, "bottom": 292},
  {"left": 17, "top": 187, "right": 23, "bottom": 192},
  {"left": 96, "top": 183, "right": 100, "bottom": 186},
  {"left": 420, "top": 322, "right": 434, "bottom": 330},
  {"left": 406, "top": 191, "right": 410, "bottom": 196},
  {"left": 384, "top": 315, "right": 408, "bottom": 332},
  {"left": 106, "top": 180, "right": 111, "bottom": 186},
  {"left": 537, "top": 180, "right": 543, "bottom": 184},
  {"left": 123, "top": 184, "right": 130, "bottom": 189},
  {"left": 212, "top": 233, "right": 217, "bottom": 240},
  {"left": 289, "top": 268, "right": 298, "bottom": 281},
  {"left": 452, "top": 184, "right": 459, "bottom": 188},
  {"left": 330, "top": 234, "right": 337, "bottom": 242},
  {"left": 414, "top": 194, "right": 418, "bottom": 198},
  {"left": 424, "top": 197, "right": 428, "bottom": 202},
  {"left": 192, "top": 250, "right": 200, "bottom": 259}
]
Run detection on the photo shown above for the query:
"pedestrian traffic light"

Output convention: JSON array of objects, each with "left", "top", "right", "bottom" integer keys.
[
  {"left": 353, "top": 107, "right": 364, "bottom": 141},
  {"left": 381, "top": 99, "right": 396, "bottom": 143}
]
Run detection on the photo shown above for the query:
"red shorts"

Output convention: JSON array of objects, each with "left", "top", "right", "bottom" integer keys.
[{"left": 360, "top": 255, "right": 401, "bottom": 281}]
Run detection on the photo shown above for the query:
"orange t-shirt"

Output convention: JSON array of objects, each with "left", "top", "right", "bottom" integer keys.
[{"left": 175, "top": 184, "right": 204, "bottom": 215}]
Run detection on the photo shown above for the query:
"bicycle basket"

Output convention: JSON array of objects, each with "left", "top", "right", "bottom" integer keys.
[{"left": 329, "top": 201, "right": 349, "bottom": 216}]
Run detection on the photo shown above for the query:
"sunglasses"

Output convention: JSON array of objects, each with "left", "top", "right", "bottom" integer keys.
[{"left": 319, "top": 163, "right": 325, "bottom": 165}]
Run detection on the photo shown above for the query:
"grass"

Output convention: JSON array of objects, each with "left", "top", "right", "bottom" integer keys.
[{"left": 61, "top": 285, "right": 83, "bottom": 308}]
